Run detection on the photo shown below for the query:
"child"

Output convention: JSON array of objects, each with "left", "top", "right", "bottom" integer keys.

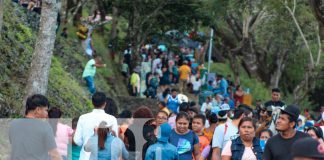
[{"left": 192, "top": 114, "right": 211, "bottom": 159}]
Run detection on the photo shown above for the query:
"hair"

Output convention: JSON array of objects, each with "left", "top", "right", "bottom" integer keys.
[
  {"left": 48, "top": 107, "right": 62, "bottom": 136},
  {"left": 272, "top": 88, "right": 281, "bottom": 93},
  {"left": 235, "top": 85, "right": 241, "bottom": 91},
  {"left": 162, "top": 88, "right": 171, "bottom": 98},
  {"left": 118, "top": 109, "right": 132, "bottom": 119},
  {"left": 157, "top": 110, "right": 169, "bottom": 118},
  {"left": 98, "top": 121, "right": 110, "bottom": 150},
  {"left": 238, "top": 117, "right": 256, "bottom": 130},
  {"left": 188, "top": 106, "right": 199, "bottom": 115},
  {"left": 92, "top": 92, "right": 107, "bottom": 108},
  {"left": 306, "top": 126, "right": 324, "bottom": 139},
  {"left": 171, "top": 88, "right": 177, "bottom": 93},
  {"left": 179, "top": 102, "right": 189, "bottom": 112},
  {"left": 233, "top": 104, "right": 252, "bottom": 119},
  {"left": 207, "top": 113, "right": 218, "bottom": 124},
  {"left": 159, "top": 101, "right": 166, "bottom": 107},
  {"left": 25, "top": 94, "right": 49, "bottom": 115},
  {"left": 193, "top": 114, "right": 206, "bottom": 125},
  {"left": 259, "top": 129, "right": 273, "bottom": 138},
  {"left": 133, "top": 106, "right": 154, "bottom": 118},
  {"left": 176, "top": 112, "right": 190, "bottom": 122},
  {"left": 72, "top": 117, "right": 79, "bottom": 130},
  {"left": 104, "top": 98, "right": 118, "bottom": 117}
]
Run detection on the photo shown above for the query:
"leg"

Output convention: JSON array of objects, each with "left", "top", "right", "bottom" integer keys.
[{"left": 84, "top": 76, "right": 96, "bottom": 94}]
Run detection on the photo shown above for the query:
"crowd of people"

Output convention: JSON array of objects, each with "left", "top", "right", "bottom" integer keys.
[{"left": 8, "top": 90, "right": 324, "bottom": 160}]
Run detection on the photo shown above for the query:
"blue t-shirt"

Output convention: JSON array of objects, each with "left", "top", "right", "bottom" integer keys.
[
  {"left": 145, "top": 141, "right": 178, "bottom": 160},
  {"left": 169, "top": 130, "right": 199, "bottom": 160},
  {"left": 167, "top": 95, "right": 180, "bottom": 113}
]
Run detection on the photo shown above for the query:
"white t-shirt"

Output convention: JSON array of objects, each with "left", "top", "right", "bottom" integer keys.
[
  {"left": 192, "top": 79, "right": 202, "bottom": 91},
  {"left": 212, "top": 121, "right": 239, "bottom": 150},
  {"left": 221, "top": 140, "right": 257, "bottom": 160}
]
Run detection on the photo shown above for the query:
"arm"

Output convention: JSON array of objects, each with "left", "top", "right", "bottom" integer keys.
[
  {"left": 121, "top": 141, "right": 129, "bottom": 160},
  {"left": 212, "top": 148, "right": 221, "bottom": 160},
  {"left": 193, "top": 143, "right": 201, "bottom": 160},
  {"left": 221, "top": 156, "right": 231, "bottom": 160},
  {"left": 93, "top": 63, "right": 106, "bottom": 68},
  {"left": 263, "top": 140, "right": 272, "bottom": 160},
  {"left": 48, "top": 149, "right": 62, "bottom": 160},
  {"left": 73, "top": 117, "right": 83, "bottom": 146}
]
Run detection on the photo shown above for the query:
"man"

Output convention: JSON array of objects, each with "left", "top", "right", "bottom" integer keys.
[
  {"left": 130, "top": 67, "right": 141, "bottom": 96},
  {"left": 192, "top": 114, "right": 211, "bottom": 159},
  {"left": 178, "top": 60, "right": 191, "bottom": 93},
  {"left": 74, "top": 92, "right": 118, "bottom": 160},
  {"left": 211, "top": 105, "right": 252, "bottom": 160},
  {"left": 145, "top": 123, "right": 178, "bottom": 160},
  {"left": 263, "top": 105, "right": 309, "bottom": 160},
  {"left": 164, "top": 89, "right": 181, "bottom": 114},
  {"left": 9, "top": 94, "right": 61, "bottom": 160},
  {"left": 291, "top": 137, "right": 324, "bottom": 160},
  {"left": 264, "top": 88, "right": 285, "bottom": 134},
  {"left": 82, "top": 55, "right": 106, "bottom": 95},
  {"left": 213, "top": 75, "right": 228, "bottom": 95}
]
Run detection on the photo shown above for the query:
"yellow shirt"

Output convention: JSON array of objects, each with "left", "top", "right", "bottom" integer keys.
[{"left": 178, "top": 65, "right": 191, "bottom": 80}]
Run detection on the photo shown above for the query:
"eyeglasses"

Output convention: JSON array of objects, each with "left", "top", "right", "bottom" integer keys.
[{"left": 156, "top": 116, "right": 167, "bottom": 120}]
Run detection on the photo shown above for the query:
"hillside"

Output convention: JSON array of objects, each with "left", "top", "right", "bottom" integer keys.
[{"left": 0, "top": 1, "right": 129, "bottom": 118}]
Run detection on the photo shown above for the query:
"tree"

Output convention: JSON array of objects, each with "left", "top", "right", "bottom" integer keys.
[
  {"left": 23, "top": 0, "right": 60, "bottom": 114},
  {"left": 0, "top": 0, "right": 3, "bottom": 37}
]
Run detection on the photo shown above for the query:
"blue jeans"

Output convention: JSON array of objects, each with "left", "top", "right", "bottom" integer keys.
[{"left": 84, "top": 76, "right": 96, "bottom": 94}]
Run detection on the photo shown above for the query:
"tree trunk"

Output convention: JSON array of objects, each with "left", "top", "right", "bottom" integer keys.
[
  {"left": 0, "top": 0, "right": 3, "bottom": 37},
  {"left": 309, "top": 0, "right": 324, "bottom": 41},
  {"left": 23, "top": 0, "right": 59, "bottom": 115},
  {"left": 110, "top": 5, "right": 118, "bottom": 40},
  {"left": 269, "top": 50, "right": 288, "bottom": 88}
]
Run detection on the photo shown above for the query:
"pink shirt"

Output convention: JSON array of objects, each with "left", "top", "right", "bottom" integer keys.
[
  {"left": 221, "top": 140, "right": 257, "bottom": 160},
  {"left": 55, "top": 123, "right": 73, "bottom": 156}
]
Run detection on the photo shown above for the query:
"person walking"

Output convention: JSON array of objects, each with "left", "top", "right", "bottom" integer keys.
[
  {"left": 9, "top": 94, "right": 61, "bottom": 160},
  {"left": 263, "top": 105, "right": 309, "bottom": 160},
  {"left": 82, "top": 55, "right": 106, "bottom": 95},
  {"left": 73, "top": 92, "right": 118, "bottom": 160}
]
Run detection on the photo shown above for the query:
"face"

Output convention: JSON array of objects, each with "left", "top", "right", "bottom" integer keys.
[
  {"left": 271, "top": 92, "right": 280, "bottom": 102},
  {"left": 192, "top": 118, "right": 204, "bottom": 133},
  {"left": 307, "top": 129, "right": 319, "bottom": 140},
  {"left": 260, "top": 131, "right": 271, "bottom": 141},
  {"left": 276, "top": 114, "right": 293, "bottom": 131},
  {"left": 239, "top": 121, "right": 255, "bottom": 141},
  {"left": 187, "top": 110, "right": 196, "bottom": 118},
  {"left": 35, "top": 106, "right": 49, "bottom": 118},
  {"left": 156, "top": 112, "right": 168, "bottom": 126},
  {"left": 171, "top": 91, "right": 177, "bottom": 98},
  {"left": 176, "top": 117, "right": 189, "bottom": 134}
]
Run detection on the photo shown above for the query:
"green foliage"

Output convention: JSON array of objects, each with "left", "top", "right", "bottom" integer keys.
[{"left": 48, "top": 57, "right": 93, "bottom": 117}]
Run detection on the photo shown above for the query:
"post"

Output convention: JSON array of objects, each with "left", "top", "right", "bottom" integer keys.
[{"left": 207, "top": 28, "right": 214, "bottom": 73}]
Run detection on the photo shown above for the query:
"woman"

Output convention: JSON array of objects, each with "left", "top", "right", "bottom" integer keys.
[
  {"left": 234, "top": 85, "right": 244, "bottom": 104},
  {"left": 305, "top": 126, "right": 324, "bottom": 143},
  {"left": 258, "top": 129, "right": 273, "bottom": 152},
  {"left": 48, "top": 107, "right": 73, "bottom": 160},
  {"left": 221, "top": 117, "right": 263, "bottom": 160},
  {"left": 85, "top": 121, "right": 128, "bottom": 160},
  {"left": 118, "top": 110, "right": 135, "bottom": 157},
  {"left": 169, "top": 112, "right": 201, "bottom": 160}
]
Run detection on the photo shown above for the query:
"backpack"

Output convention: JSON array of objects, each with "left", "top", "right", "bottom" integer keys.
[{"left": 150, "top": 77, "right": 159, "bottom": 88}]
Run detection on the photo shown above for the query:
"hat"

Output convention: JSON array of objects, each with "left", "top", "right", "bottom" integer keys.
[
  {"left": 217, "top": 110, "right": 227, "bottom": 120},
  {"left": 291, "top": 137, "right": 324, "bottom": 159},
  {"left": 280, "top": 105, "right": 300, "bottom": 121},
  {"left": 156, "top": 123, "right": 172, "bottom": 143}
]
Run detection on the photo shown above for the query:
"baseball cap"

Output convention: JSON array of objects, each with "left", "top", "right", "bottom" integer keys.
[{"left": 280, "top": 105, "right": 300, "bottom": 122}]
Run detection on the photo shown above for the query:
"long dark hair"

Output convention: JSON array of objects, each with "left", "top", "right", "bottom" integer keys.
[
  {"left": 98, "top": 121, "right": 110, "bottom": 150},
  {"left": 48, "top": 107, "right": 62, "bottom": 136}
]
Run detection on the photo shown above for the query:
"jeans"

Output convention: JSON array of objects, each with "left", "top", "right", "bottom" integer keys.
[{"left": 84, "top": 76, "right": 96, "bottom": 94}]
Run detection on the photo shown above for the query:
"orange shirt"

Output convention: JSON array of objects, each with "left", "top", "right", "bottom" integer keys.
[
  {"left": 178, "top": 65, "right": 191, "bottom": 80},
  {"left": 198, "top": 134, "right": 210, "bottom": 153},
  {"left": 203, "top": 128, "right": 214, "bottom": 142}
]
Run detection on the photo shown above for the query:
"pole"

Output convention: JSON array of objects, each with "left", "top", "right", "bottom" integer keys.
[{"left": 207, "top": 28, "right": 214, "bottom": 73}]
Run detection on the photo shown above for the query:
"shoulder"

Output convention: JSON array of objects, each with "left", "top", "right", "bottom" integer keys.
[
  {"left": 266, "top": 134, "right": 281, "bottom": 145},
  {"left": 264, "top": 101, "right": 272, "bottom": 106},
  {"left": 295, "top": 131, "right": 309, "bottom": 138}
]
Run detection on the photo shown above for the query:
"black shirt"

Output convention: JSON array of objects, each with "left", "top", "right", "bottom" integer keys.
[
  {"left": 263, "top": 131, "right": 309, "bottom": 160},
  {"left": 264, "top": 100, "right": 285, "bottom": 108}
]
